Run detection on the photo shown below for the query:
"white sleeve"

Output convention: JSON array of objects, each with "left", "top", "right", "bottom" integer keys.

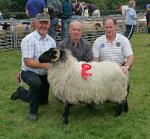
[{"left": 92, "top": 38, "right": 101, "bottom": 58}]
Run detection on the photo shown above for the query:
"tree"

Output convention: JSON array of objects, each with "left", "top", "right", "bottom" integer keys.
[{"left": 0, "top": 0, "right": 147, "bottom": 14}]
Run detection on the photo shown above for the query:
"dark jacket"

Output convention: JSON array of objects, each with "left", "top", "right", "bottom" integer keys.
[
  {"left": 62, "top": 0, "right": 73, "bottom": 19},
  {"left": 47, "top": 0, "right": 62, "bottom": 19},
  {"left": 57, "top": 37, "right": 93, "bottom": 62}
]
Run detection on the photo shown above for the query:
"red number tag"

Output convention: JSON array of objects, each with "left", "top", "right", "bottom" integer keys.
[{"left": 81, "top": 63, "right": 92, "bottom": 80}]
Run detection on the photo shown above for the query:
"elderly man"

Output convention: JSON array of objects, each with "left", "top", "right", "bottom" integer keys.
[
  {"left": 10, "top": 13, "right": 56, "bottom": 121},
  {"left": 57, "top": 20, "right": 93, "bottom": 62}
]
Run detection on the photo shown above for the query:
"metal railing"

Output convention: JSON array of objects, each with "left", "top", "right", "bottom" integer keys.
[{"left": 0, "top": 15, "right": 147, "bottom": 50}]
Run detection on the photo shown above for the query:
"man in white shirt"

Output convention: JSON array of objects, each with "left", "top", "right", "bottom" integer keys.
[{"left": 10, "top": 13, "right": 56, "bottom": 121}]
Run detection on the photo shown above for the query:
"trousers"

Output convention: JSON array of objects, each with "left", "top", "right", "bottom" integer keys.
[{"left": 20, "top": 71, "right": 49, "bottom": 114}]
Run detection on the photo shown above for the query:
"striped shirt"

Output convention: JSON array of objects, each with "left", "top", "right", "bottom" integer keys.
[
  {"left": 92, "top": 33, "right": 133, "bottom": 65},
  {"left": 21, "top": 30, "right": 56, "bottom": 75}
]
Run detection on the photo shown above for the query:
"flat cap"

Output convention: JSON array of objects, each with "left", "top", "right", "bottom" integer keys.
[{"left": 35, "top": 13, "right": 50, "bottom": 22}]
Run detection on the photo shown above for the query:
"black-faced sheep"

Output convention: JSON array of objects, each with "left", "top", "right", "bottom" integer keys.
[
  {"left": 39, "top": 48, "right": 129, "bottom": 124},
  {"left": 1, "top": 22, "right": 30, "bottom": 33}
]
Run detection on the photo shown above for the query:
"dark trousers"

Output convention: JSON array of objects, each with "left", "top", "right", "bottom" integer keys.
[
  {"left": 124, "top": 24, "right": 135, "bottom": 40},
  {"left": 20, "top": 71, "right": 49, "bottom": 114},
  {"left": 48, "top": 17, "right": 59, "bottom": 41},
  {"left": 146, "top": 12, "right": 150, "bottom": 33},
  {"left": 61, "top": 18, "right": 71, "bottom": 40}
]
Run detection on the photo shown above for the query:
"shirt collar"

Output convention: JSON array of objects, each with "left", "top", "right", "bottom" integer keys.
[
  {"left": 104, "top": 33, "right": 119, "bottom": 44},
  {"left": 70, "top": 38, "right": 81, "bottom": 48},
  {"left": 35, "top": 30, "right": 49, "bottom": 41}
]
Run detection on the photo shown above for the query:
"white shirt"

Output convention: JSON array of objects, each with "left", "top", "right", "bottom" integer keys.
[
  {"left": 92, "top": 33, "right": 133, "bottom": 65},
  {"left": 122, "top": 5, "right": 128, "bottom": 16},
  {"left": 21, "top": 30, "right": 56, "bottom": 75}
]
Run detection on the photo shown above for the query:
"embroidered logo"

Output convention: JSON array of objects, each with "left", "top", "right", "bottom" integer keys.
[
  {"left": 100, "top": 43, "right": 105, "bottom": 48},
  {"left": 81, "top": 63, "right": 92, "bottom": 80},
  {"left": 116, "top": 42, "right": 121, "bottom": 47}
]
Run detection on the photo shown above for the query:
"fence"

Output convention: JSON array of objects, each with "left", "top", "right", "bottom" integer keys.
[{"left": 0, "top": 15, "right": 147, "bottom": 50}]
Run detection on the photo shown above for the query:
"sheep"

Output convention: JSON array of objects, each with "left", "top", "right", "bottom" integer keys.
[
  {"left": 39, "top": 48, "right": 129, "bottom": 124},
  {"left": 1, "top": 22, "right": 30, "bottom": 33},
  {"left": 82, "top": 20, "right": 102, "bottom": 32}
]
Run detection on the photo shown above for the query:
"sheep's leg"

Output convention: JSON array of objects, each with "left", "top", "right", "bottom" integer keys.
[
  {"left": 123, "top": 82, "right": 130, "bottom": 112},
  {"left": 63, "top": 103, "right": 71, "bottom": 124},
  {"left": 86, "top": 101, "right": 95, "bottom": 110},
  {"left": 115, "top": 102, "right": 123, "bottom": 116},
  {"left": 123, "top": 99, "right": 129, "bottom": 112},
  {"left": 127, "top": 81, "right": 130, "bottom": 96}
]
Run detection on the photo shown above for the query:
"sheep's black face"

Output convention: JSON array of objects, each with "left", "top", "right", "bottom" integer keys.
[
  {"left": 2, "top": 22, "right": 10, "bottom": 31},
  {"left": 39, "top": 48, "right": 58, "bottom": 63},
  {"left": 39, "top": 48, "right": 68, "bottom": 63}
]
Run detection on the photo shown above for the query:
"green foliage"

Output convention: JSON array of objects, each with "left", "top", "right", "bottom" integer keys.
[
  {"left": 0, "top": 33, "right": 150, "bottom": 138},
  {"left": 0, "top": 0, "right": 148, "bottom": 13},
  {"left": 0, "top": 0, "right": 26, "bottom": 12}
]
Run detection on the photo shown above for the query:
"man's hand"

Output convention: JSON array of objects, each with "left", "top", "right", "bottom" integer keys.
[
  {"left": 121, "top": 66, "right": 129, "bottom": 75},
  {"left": 16, "top": 72, "right": 21, "bottom": 82},
  {"left": 41, "top": 63, "right": 51, "bottom": 70}
]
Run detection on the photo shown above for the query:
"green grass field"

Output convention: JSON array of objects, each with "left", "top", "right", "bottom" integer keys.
[{"left": 0, "top": 33, "right": 150, "bottom": 139}]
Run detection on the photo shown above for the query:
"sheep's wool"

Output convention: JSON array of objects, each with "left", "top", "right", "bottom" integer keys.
[{"left": 47, "top": 52, "right": 128, "bottom": 105}]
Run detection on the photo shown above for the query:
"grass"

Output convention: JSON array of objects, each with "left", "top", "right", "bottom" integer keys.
[{"left": 0, "top": 33, "right": 150, "bottom": 139}]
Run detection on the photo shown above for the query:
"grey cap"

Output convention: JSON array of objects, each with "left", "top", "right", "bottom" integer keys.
[{"left": 35, "top": 13, "right": 50, "bottom": 22}]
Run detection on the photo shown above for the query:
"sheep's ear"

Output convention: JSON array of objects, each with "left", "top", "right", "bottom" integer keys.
[
  {"left": 58, "top": 49, "right": 68, "bottom": 62},
  {"left": 51, "top": 48, "right": 60, "bottom": 61}
]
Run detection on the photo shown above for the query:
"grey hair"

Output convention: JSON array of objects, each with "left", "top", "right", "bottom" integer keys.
[{"left": 69, "top": 19, "right": 84, "bottom": 30}]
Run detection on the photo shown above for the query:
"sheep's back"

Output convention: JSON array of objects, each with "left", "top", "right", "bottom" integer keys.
[{"left": 48, "top": 60, "right": 128, "bottom": 104}]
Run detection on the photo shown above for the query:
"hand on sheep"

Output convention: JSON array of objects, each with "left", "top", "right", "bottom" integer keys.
[
  {"left": 41, "top": 63, "right": 52, "bottom": 70},
  {"left": 121, "top": 66, "right": 129, "bottom": 75}
]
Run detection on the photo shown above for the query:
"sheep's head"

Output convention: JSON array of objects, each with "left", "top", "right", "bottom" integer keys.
[
  {"left": 2, "top": 22, "right": 10, "bottom": 31},
  {"left": 39, "top": 48, "right": 68, "bottom": 63}
]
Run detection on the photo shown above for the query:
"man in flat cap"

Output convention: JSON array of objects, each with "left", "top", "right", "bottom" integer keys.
[{"left": 10, "top": 13, "right": 56, "bottom": 121}]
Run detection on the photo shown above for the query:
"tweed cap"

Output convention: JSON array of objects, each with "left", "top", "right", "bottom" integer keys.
[{"left": 35, "top": 13, "right": 50, "bottom": 22}]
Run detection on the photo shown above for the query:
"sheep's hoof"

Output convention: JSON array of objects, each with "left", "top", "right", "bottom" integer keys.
[
  {"left": 63, "top": 118, "right": 68, "bottom": 125},
  {"left": 115, "top": 112, "right": 121, "bottom": 117},
  {"left": 123, "top": 101, "right": 129, "bottom": 113},
  {"left": 86, "top": 103, "right": 95, "bottom": 110},
  {"left": 115, "top": 103, "right": 123, "bottom": 117}
]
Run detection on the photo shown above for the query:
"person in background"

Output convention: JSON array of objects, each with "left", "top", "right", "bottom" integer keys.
[
  {"left": 47, "top": 0, "right": 62, "bottom": 40},
  {"left": 116, "top": 4, "right": 128, "bottom": 18},
  {"left": 116, "top": 4, "right": 129, "bottom": 32},
  {"left": 61, "top": 0, "right": 73, "bottom": 39},
  {"left": 87, "top": 2, "right": 100, "bottom": 17},
  {"left": 146, "top": 3, "right": 150, "bottom": 34},
  {"left": 10, "top": 13, "right": 56, "bottom": 122},
  {"left": 124, "top": 0, "right": 137, "bottom": 39},
  {"left": 26, "top": 0, "right": 46, "bottom": 18},
  {"left": 73, "top": 1, "right": 82, "bottom": 16},
  {"left": 26, "top": 0, "right": 46, "bottom": 31},
  {"left": 58, "top": 20, "right": 93, "bottom": 62}
]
